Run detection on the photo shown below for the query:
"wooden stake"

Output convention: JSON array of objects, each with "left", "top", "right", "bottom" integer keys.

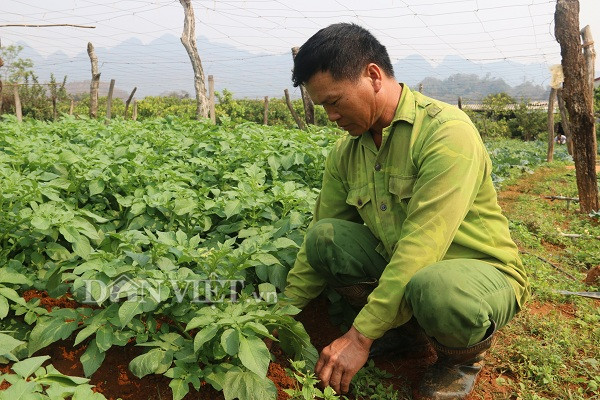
[
  {"left": 124, "top": 87, "right": 137, "bottom": 119},
  {"left": 263, "top": 96, "right": 269, "bottom": 125},
  {"left": 547, "top": 88, "right": 557, "bottom": 162},
  {"left": 291, "top": 47, "right": 315, "bottom": 125},
  {"left": 555, "top": 0, "right": 599, "bottom": 212},
  {"left": 132, "top": 100, "right": 138, "bottom": 121},
  {"left": 284, "top": 89, "right": 306, "bottom": 130},
  {"left": 457, "top": 97, "right": 462, "bottom": 110},
  {"left": 13, "top": 84, "right": 22, "bottom": 122},
  {"left": 106, "top": 79, "right": 115, "bottom": 121},
  {"left": 179, "top": 0, "right": 209, "bottom": 119},
  {"left": 208, "top": 75, "right": 215, "bottom": 124},
  {"left": 69, "top": 99, "right": 74, "bottom": 115},
  {"left": 419, "top": 83, "right": 423, "bottom": 93},
  {"left": 87, "top": 42, "right": 100, "bottom": 118}
]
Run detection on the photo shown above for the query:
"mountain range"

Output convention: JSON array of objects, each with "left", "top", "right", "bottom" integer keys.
[{"left": 15, "top": 34, "right": 551, "bottom": 101}]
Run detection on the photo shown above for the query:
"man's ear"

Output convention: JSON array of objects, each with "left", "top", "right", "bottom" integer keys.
[{"left": 365, "top": 63, "right": 383, "bottom": 92}]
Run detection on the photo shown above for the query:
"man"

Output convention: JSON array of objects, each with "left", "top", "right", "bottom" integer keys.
[{"left": 283, "top": 23, "right": 530, "bottom": 399}]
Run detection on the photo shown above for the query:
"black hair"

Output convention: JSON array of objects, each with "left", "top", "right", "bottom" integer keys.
[{"left": 291, "top": 23, "right": 395, "bottom": 87}]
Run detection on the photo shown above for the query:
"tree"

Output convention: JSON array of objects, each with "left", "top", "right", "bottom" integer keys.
[
  {"left": 0, "top": 45, "right": 33, "bottom": 83},
  {"left": 555, "top": 0, "right": 599, "bottom": 213}
]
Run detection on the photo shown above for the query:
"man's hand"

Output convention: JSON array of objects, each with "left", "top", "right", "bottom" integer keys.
[{"left": 315, "top": 325, "right": 373, "bottom": 394}]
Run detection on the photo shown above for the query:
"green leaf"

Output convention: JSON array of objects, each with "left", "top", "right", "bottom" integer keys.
[
  {"left": 72, "top": 217, "right": 100, "bottom": 240},
  {"left": 73, "top": 235, "right": 92, "bottom": 260},
  {"left": 253, "top": 253, "right": 281, "bottom": 266},
  {"left": 221, "top": 328, "right": 240, "bottom": 356},
  {"left": 80, "top": 339, "right": 105, "bottom": 377},
  {"left": 272, "top": 237, "right": 298, "bottom": 249},
  {"left": 29, "top": 317, "right": 79, "bottom": 355},
  {"left": 258, "top": 283, "right": 277, "bottom": 303},
  {"left": 129, "top": 348, "right": 166, "bottom": 379},
  {"left": 193, "top": 325, "right": 219, "bottom": 352},
  {"left": 74, "top": 323, "right": 100, "bottom": 346},
  {"left": 79, "top": 209, "right": 110, "bottom": 223},
  {"left": 173, "top": 198, "right": 196, "bottom": 216},
  {"left": 12, "top": 355, "right": 50, "bottom": 378},
  {"left": 0, "top": 379, "right": 37, "bottom": 399},
  {"left": 268, "top": 264, "right": 288, "bottom": 291},
  {"left": 89, "top": 179, "right": 105, "bottom": 196},
  {"left": 59, "top": 225, "right": 81, "bottom": 243},
  {"left": 238, "top": 335, "right": 270, "bottom": 378},
  {"left": 95, "top": 325, "right": 113, "bottom": 352},
  {"left": 0, "top": 295, "right": 9, "bottom": 319},
  {"left": 31, "top": 216, "right": 51, "bottom": 230},
  {"left": 170, "top": 378, "right": 190, "bottom": 400},
  {"left": 45, "top": 242, "right": 72, "bottom": 261},
  {"left": 223, "top": 370, "right": 277, "bottom": 400},
  {"left": 224, "top": 199, "right": 242, "bottom": 219},
  {"left": 0, "top": 333, "right": 25, "bottom": 356},
  {"left": 118, "top": 301, "right": 145, "bottom": 327}
]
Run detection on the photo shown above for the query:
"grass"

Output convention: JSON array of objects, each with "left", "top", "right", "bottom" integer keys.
[{"left": 477, "top": 162, "right": 600, "bottom": 400}]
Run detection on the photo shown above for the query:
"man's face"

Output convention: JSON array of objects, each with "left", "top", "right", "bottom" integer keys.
[{"left": 304, "top": 70, "right": 378, "bottom": 136}]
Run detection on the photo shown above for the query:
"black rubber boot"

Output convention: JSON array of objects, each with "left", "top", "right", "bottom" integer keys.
[
  {"left": 416, "top": 321, "right": 496, "bottom": 400},
  {"left": 368, "top": 317, "right": 430, "bottom": 358}
]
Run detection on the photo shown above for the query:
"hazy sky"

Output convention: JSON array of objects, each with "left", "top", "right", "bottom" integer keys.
[{"left": 0, "top": 0, "right": 598, "bottom": 94}]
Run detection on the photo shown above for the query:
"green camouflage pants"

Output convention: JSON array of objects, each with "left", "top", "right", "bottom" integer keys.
[{"left": 305, "top": 218, "right": 519, "bottom": 347}]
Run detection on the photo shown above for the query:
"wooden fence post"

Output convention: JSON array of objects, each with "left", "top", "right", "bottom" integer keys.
[
  {"left": 69, "top": 99, "right": 75, "bottom": 115},
  {"left": 179, "top": 0, "right": 209, "bottom": 119},
  {"left": 291, "top": 47, "right": 315, "bottom": 125},
  {"left": 87, "top": 42, "right": 100, "bottom": 118},
  {"left": 263, "top": 96, "right": 269, "bottom": 125},
  {"left": 419, "top": 83, "right": 423, "bottom": 93},
  {"left": 106, "top": 79, "right": 115, "bottom": 122},
  {"left": 555, "top": 0, "right": 599, "bottom": 212},
  {"left": 547, "top": 88, "right": 557, "bottom": 162},
  {"left": 284, "top": 89, "right": 306, "bottom": 130},
  {"left": 208, "top": 75, "right": 215, "bottom": 124},
  {"left": 458, "top": 97, "right": 462, "bottom": 110},
  {"left": 132, "top": 100, "right": 138, "bottom": 121},
  {"left": 13, "top": 84, "right": 22, "bottom": 122},
  {"left": 124, "top": 87, "right": 137, "bottom": 119}
]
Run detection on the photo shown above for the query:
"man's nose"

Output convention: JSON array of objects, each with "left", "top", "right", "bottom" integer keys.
[{"left": 324, "top": 106, "right": 340, "bottom": 122}]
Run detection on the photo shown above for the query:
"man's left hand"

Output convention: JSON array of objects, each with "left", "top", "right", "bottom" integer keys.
[{"left": 315, "top": 325, "right": 373, "bottom": 394}]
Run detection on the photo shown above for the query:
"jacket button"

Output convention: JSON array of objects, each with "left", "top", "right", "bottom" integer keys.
[
  {"left": 357, "top": 199, "right": 363, "bottom": 206},
  {"left": 380, "top": 203, "right": 387, "bottom": 211},
  {"left": 374, "top": 163, "right": 381, "bottom": 171}
]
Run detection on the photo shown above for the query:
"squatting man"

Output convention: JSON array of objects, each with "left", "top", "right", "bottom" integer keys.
[{"left": 282, "top": 23, "right": 529, "bottom": 399}]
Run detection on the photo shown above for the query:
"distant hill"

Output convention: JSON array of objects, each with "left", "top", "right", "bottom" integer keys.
[{"left": 17, "top": 34, "right": 552, "bottom": 101}]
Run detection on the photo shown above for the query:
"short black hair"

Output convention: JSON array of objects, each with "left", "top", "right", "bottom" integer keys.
[{"left": 292, "top": 23, "right": 395, "bottom": 87}]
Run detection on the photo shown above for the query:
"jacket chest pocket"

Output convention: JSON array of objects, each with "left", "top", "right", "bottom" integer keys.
[
  {"left": 389, "top": 175, "right": 416, "bottom": 204},
  {"left": 346, "top": 185, "right": 372, "bottom": 224}
]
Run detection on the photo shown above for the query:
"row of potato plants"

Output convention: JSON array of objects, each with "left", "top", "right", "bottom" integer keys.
[
  {"left": 0, "top": 114, "right": 337, "bottom": 399},
  {"left": 0, "top": 114, "right": 569, "bottom": 399}
]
